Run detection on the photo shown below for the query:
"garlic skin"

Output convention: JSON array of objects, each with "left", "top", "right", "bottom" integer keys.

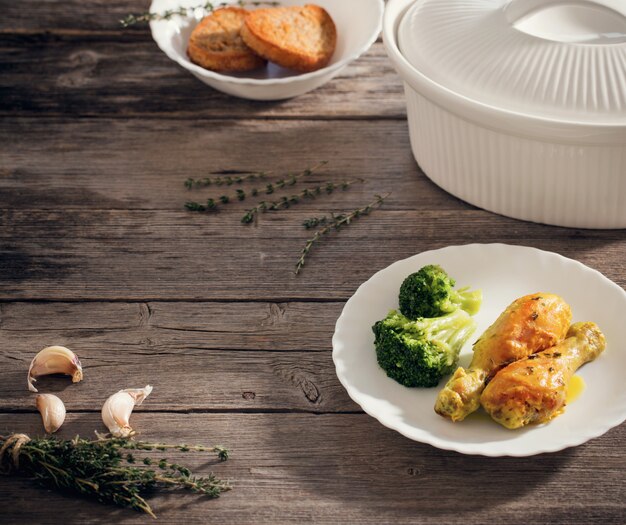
[
  {"left": 36, "top": 394, "right": 66, "bottom": 434},
  {"left": 28, "top": 345, "right": 83, "bottom": 392},
  {"left": 101, "top": 385, "right": 153, "bottom": 438}
]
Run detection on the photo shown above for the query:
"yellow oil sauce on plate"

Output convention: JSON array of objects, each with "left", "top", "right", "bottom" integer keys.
[
  {"left": 464, "top": 408, "right": 492, "bottom": 423},
  {"left": 566, "top": 374, "right": 586, "bottom": 404}
]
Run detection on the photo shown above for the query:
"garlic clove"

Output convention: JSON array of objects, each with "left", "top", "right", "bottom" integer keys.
[
  {"left": 101, "top": 385, "right": 153, "bottom": 438},
  {"left": 28, "top": 345, "right": 83, "bottom": 392},
  {"left": 36, "top": 394, "right": 66, "bottom": 434}
]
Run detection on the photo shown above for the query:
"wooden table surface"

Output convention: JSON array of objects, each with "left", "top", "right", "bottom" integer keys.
[{"left": 1, "top": 1, "right": 625, "bottom": 523}]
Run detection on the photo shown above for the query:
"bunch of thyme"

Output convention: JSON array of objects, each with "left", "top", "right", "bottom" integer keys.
[
  {"left": 0, "top": 433, "right": 230, "bottom": 518},
  {"left": 121, "top": 1, "right": 280, "bottom": 27},
  {"left": 241, "top": 178, "right": 364, "bottom": 225},
  {"left": 295, "top": 193, "right": 390, "bottom": 275},
  {"left": 185, "top": 162, "right": 327, "bottom": 213}
]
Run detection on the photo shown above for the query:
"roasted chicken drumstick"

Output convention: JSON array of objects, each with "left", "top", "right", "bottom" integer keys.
[
  {"left": 480, "top": 322, "right": 605, "bottom": 429},
  {"left": 434, "top": 293, "right": 572, "bottom": 421}
]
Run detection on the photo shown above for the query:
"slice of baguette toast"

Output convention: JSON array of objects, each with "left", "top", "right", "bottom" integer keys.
[
  {"left": 187, "top": 7, "right": 266, "bottom": 72},
  {"left": 241, "top": 5, "right": 337, "bottom": 72}
]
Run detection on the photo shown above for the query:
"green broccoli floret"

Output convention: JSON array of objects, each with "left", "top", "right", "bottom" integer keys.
[
  {"left": 373, "top": 309, "right": 477, "bottom": 387},
  {"left": 399, "top": 264, "right": 482, "bottom": 319}
]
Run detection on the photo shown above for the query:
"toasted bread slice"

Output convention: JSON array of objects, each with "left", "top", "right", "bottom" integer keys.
[
  {"left": 187, "top": 7, "right": 266, "bottom": 72},
  {"left": 241, "top": 5, "right": 337, "bottom": 72}
]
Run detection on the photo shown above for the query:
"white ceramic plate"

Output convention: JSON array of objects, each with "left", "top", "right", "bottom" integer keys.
[
  {"left": 332, "top": 244, "right": 626, "bottom": 456},
  {"left": 150, "top": 0, "right": 383, "bottom": 100}
]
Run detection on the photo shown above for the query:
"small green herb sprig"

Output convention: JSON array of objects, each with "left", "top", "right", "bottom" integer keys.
[
  {"left": 241, "top": 178, "right": 364, "bottom": 225},
  {"left": 121, "top": 1, "right": 280, "bottom": 27},
  {"left": 185, "top": 162, "right": 327, "bottom": 213},
  {"left": 181, "top": 161, "right": 388, "bottom": 276},
  {"left": 0, "top": 433, "right": 230, "bottom": 518},
  {"left": 185, "top": 171, "right": 270, "bottom": 190},
  {"left": 295, "top": 193, "right": 390, "bottom": 275}
]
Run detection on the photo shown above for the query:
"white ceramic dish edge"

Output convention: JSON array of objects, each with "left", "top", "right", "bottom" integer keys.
[
  {"left": 150, "top": 0, "right": 384, "bottom": 100},
  {"left": 332, "top": 243, "right": 626, "bottom": 457},
  {"left": 383, "top": 0, "right": 626, "bottom": 143},
  {"left": 383, "top": 0, "right": 626, "bottom": 229},
  {"left": 403, "top": 87, "right": 626, "bottom": 229}
]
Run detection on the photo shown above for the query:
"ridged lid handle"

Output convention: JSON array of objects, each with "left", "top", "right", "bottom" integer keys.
[
  {"left": 505, "top": 0, "right": 626, "bottom": 19},
  {"left": 504, "top": 0, "right": 626, "bottom": 44}
]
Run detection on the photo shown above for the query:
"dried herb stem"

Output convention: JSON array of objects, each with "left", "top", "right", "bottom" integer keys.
[
  {"left": 295, "top": 193, "right": 390, "bottom": 275},
  {"left": 121, "top": 1, "right": 280, "bottom": 27},
  {"left": 241, "top": 178, "right": 364, "bottom": 225},
  {"left": 0, "top": 433, "right": 230, "bottom": 518},
  {"left": 185, "top": 161, "right": 327, "bottom": 213},
  {"left": 185, "top": 171, "right": 270, "bottom": 189}
]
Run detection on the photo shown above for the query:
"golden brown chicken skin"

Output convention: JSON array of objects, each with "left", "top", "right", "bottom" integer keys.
[
  {"left": 434, "top": 293, "right": 572, "bottom": 421},
  {"left": 480, "top": 322, "right": 605, "bottom": 429}
]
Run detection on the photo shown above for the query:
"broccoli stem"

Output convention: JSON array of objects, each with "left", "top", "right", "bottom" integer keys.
[
  {"left": 451, "top": 287, "right": 483, "bottom": 316},
  {"left": 408, "top": 308, "right": 473, "bottom": 335},
  {"left": 410, "top": 310, "right": 477, "bottom": 364}
]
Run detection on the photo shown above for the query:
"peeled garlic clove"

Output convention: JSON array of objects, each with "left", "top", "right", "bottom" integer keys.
[
  {"left": 101, "top": 385, "right": 153, "bottom": 438},
  {"left": 28, "top": 345, "right": 83, "bottom": 392},
  {"left": 36, "top": 394, "right": 66, "bottom": 434}
]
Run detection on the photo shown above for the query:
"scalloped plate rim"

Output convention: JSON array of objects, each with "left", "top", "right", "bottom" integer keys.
[{"left": 332, "top": 243, "right": 626, "bottom": 457}]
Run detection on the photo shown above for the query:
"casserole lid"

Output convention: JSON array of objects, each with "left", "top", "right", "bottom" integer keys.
[{"left": 397, "top": 0, "right": 626, "bottom": 126}]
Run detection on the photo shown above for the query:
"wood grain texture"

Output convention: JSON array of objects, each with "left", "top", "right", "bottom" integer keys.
[
  {"left": 1, "top": 0, "right": 625, "bottom": 523},
  {"left": 0, "top": 117, "right": 446, "bottom": 211},
  {"left": 1, "top": 207, "right": 625, "bottom": 300},
  {"left": 0, "top": 301, "right": 357, "bottom": 412},
  {"left": 0, "top": 301, "right": 340, "bottom": 351},
  {"left": 1, "top": 117, "right": 624, "bottom": 301},
  {"left": 0, "top": 0, "right": 152, "bottom": 35},
  {"left": 1, "top": 412, "right": 624, "bottom": 524},
  {"left": 0, "top": 41, "right": 404, "bottom": 119}
]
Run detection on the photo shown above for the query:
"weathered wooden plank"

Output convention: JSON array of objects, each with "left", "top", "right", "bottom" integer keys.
[
  {"left": 0, "top": 0, "right": 151, "bottom": 35},
  {"left": 0, "top": 41, "right": 404, "bottom": 118},
  {"left": 0, "top": 301, "right": 340, "bottom": 351},
  {"left": 0, "top": 118, "right": 449, "bottom": 210},
  {"left": 0, "top": 349, "right": 355, "bottom": 412},
  {"left": 0, "top": 301, "right": 355, "bottom": 412},
  {"left": 0, "top": 412, "right": 624, "bottom": 524},
  {"left": 1, "top": 207, "right": 625, "bottom": 300}
]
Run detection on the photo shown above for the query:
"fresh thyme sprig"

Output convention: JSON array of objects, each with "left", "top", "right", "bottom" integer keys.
[
  {"left": 185, "top": 171, "right": 271, "bottom": 190},
  {"left": 241, "top": 178, "right": 364, "bottom": 225},
  {"left": 0, "top": 433, "right": 230, "bottom": 518},
  {"left": 121, "top": 1, "right": 280, "bottom": 27},
  {"left": 185, "top": 162, "right": 327, "bottom": 213},
  {"left": 295, "top": 193, "right": 390, "bottom": 275}
]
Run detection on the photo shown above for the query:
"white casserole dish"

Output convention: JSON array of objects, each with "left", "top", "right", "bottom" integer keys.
[{"left": 383, "top": 0, "right": 626, "bottom": 228}]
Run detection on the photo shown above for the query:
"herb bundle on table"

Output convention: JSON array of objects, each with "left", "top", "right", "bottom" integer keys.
[
  {"left": 0, "top": 433, "right": 230, "bottom": 518},
  {"left": 184, "top": 162, "right": 389, "bottom": 275}
]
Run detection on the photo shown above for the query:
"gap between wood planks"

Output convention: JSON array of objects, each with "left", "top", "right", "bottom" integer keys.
[
  {"left": 0, "top": 28, "right": 383, "bottom": 44},
  {"left": 0, "top": 408, "right": 364, "bottom": 415},
  {"left": 0, "top": 298, "right": 347, "bottom": 304},
  {"left": 0, "top": 113, "right": 407, "bottom": 122}
]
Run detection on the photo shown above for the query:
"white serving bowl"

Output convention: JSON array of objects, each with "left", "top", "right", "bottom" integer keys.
[
  {"left": 384, "top": 0, "right": 626, "bottom": 229},
  {"left": 150, "top": 0, "right": 384, "bottom": 101}
]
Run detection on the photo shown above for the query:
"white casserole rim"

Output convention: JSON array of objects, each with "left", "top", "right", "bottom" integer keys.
[{"left": 383, "top": 0, "right": 626, "bottom": 145}]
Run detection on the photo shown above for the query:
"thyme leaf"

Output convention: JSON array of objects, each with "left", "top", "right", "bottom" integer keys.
[
  {"left": 121, "top": 1, "right": 280, "bottom": 27},
  {"left": 295, "top": 193, "right": 390, "bottom": 275},
  {"left": 185, "top": 171, "right": 270, "bottom": 189},
  {"left": 241, "top": 178, "right": 364, "bottom": 225},
  {"left": 185, "top": 162, "right": 327, "bottom": 213}
]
